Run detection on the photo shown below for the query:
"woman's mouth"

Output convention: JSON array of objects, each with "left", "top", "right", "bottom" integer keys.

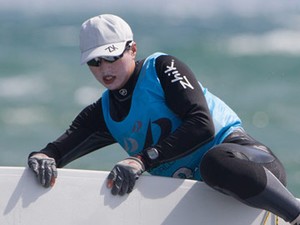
[{"left": 103, "top": 75, "right": 116, "bottom": 85}]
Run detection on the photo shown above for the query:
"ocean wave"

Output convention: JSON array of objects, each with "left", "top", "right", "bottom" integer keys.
[
  {"left": 0, "top": 75, "right": 48, "bottom": 98},
  {"left": 1, "top": 0, "right": 299, "bottom": 18},
  {"left": 74, "top": 86, "right": 101, "bottom": 106},
  {"left": 1, "top": 107, "right": 49, "bottom": 125},
  {"left": 226, "top": 29, "right": 300, "bottom": 55}
]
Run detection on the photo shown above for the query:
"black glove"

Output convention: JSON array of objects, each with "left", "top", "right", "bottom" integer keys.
[
  {"left": 107, "top": 157, "right": 145, "bottom": 196},
  {"left": 28, "top": 154, "right": 58, "bottom": 188}
]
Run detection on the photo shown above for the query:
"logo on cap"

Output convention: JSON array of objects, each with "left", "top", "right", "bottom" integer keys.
[{"left": 105, "top": 45, "right": 118, "bottom": 53}]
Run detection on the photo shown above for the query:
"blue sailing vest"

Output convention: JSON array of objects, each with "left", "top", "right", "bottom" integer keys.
[{"left": 102, "top": 52, "right": 242, "bottom": 180}]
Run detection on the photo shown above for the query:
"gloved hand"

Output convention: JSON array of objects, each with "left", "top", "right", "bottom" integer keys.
[
  {"left": 107, "top": 157, "right": 145, "bottom": 196},
  {"left": 28, "top": 154, "right": 57, "bottom": 188}
]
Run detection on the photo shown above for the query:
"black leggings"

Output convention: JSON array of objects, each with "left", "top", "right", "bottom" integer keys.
[
  {"left": 199, "top": 129, "right": 300, "bottom": 222},
  {"left": 200, "top": 128, "right": 287, "bottom": 200}
]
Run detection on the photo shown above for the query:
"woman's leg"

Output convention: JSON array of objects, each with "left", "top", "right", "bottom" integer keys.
[{"left": 199, "top": 132, "right": 300, "bottom": 223}]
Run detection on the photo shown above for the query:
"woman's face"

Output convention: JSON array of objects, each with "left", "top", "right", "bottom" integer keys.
[{"left": 88, "top": 43, "right": 137, "bottom": 90}]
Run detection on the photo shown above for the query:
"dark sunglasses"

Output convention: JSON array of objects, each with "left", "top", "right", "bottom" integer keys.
[{"left": 87, "top": 41, "right": 132, "bottom": 67}]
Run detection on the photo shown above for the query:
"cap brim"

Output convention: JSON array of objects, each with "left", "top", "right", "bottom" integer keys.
[{"left": 80, "top": 41, "right": 127, "bottom": 64}]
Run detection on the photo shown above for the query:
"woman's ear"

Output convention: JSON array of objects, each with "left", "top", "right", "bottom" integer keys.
[{"left": 130, "top": 41, "right": 137, "bottom": 58}]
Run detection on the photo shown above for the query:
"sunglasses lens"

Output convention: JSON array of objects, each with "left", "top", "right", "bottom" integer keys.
[{"left": 87, "top": 58, "right": 100, "bottom": 67}]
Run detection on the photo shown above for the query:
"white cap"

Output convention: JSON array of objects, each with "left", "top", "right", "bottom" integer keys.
[{"left": 79, "top": 14, "right": 133, "bottom": 64}]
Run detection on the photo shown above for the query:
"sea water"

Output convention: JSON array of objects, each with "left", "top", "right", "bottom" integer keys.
[{"left": 0, "top": 1, "right": 299, "bottom": 196}]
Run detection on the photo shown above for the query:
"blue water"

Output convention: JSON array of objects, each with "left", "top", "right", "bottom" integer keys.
[{"left": 1, "top": 3, "right": 300, "bottom": 196}]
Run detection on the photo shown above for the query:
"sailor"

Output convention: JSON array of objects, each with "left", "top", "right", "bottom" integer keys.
[{"left": 28, "top": 14, "right": 300, "bottom": 225}]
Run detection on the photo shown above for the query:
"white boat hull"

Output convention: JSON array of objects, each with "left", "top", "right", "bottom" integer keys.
[{"left": 0, "top": 167, "right": 290, "bottom": 225}]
